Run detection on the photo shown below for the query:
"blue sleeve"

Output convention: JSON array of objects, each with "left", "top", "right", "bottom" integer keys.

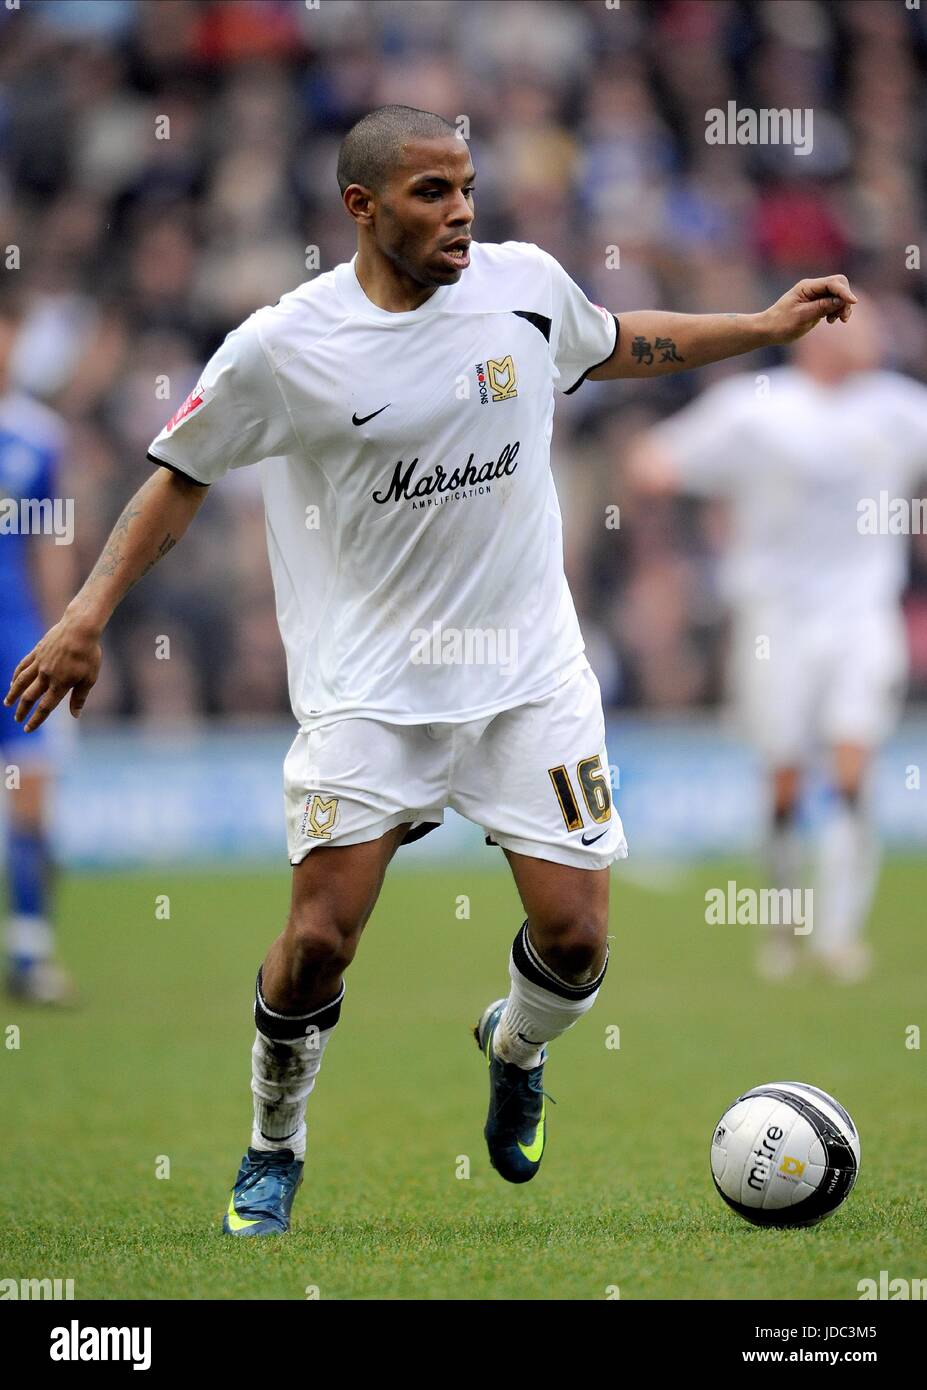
[{"left": 32, "top": 441, "right": 58, "bottom": 499}]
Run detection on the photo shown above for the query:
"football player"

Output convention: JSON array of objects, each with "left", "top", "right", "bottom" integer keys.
[{"left": 5, "top": 107, "right": 857, "bottom": 1231}]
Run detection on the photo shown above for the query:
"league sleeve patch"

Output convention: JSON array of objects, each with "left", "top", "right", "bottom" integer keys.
[{"left": 163, "top": 383, "right": 205, "bottom": 435}]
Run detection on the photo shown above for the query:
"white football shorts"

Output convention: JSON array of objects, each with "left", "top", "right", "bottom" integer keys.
[
  {"left": 283, "top": 664, "right": 628, "bottom": 871},
  {"left": 730, "top": 604, "right": 908, "bottom": 765}
]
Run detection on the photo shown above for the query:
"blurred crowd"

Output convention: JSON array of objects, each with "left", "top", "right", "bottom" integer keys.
[{"left": 1, "top": 0, "right": 926, "bottom": 721}]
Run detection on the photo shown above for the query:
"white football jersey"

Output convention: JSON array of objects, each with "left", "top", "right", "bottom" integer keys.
[
  {"left": 650, "top": 366, "right": 927, "bottom": 615},
  {"left": 147, "top": 241, "right": 617, "bottom": 729}
]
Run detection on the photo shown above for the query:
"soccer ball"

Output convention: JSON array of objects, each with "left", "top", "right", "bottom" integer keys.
[{"left": 710, "top": 1081, "right": 860, "bottom": 1227}]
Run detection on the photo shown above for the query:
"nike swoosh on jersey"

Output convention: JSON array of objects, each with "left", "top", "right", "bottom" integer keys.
[
  {"left": 352, "top": 404, "right": 390, "bottom": 426},
  {"left": 581, "top": 829, "right": 607, "bottom": 845},
  {"left": 517, "top": 1098, "right": 545, "bottom": 1162},
  {"left": 226, "top": 1195, "right": 261, "bottom": 1231}
]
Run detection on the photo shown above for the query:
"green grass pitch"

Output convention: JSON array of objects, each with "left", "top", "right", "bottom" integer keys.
[{"left": 2, "top": 857, "right": 925, "bottom": 1300}]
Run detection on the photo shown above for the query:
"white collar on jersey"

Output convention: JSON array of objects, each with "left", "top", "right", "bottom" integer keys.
[{"left": 334, "top": 254, "right": 458, "bottom": 323}]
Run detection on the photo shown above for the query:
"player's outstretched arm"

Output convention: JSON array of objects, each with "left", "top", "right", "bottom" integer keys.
[
  {"left": 3, "top": 466, "right": 209, "bottom": 732},
  {"left": 587, "top": 275, "right": 858, "bottom": 382}
]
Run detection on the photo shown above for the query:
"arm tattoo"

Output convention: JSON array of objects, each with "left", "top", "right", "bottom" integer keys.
[
  {"left": 630, "top": 335, "right": 686, "bottom": 367},
  {"left": 87, "top": 500, "right": 142, "bottom": 583},
  {"left": 87, "top": 490, "right": 177, "bottom": 591},
  {"left": 141, "top": 532, "right": 177, "bottom": 577},
  {"left": 655, "top": 337, "right": 685, "bottom": 363}
]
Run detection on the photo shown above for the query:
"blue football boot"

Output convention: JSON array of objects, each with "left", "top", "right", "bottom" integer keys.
[
  {"left": 474, "top": 998, "right": 551, "bottom": 1184},
  {"left": 222, "top": 1147, "right": 304, "bottom": 1237}
]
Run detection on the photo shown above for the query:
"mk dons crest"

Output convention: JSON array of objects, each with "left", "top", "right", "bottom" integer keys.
[
  {"left": 301, "top": 794, "right": 339, "bottom": 840},
  {"left": 486, "top": 355, "right": 518, "bottom": 401}
]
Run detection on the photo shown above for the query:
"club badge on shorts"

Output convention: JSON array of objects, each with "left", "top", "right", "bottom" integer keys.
[{"left": 301, "top": 794, "right": 339, "bottom": 840}]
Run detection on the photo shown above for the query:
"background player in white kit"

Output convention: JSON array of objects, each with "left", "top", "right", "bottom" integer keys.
[
  {"left": 4, "top": 107, "right": 858, "bottom": 1235},
  {"left": 628, "top": 301, "right": 927, "bottom": 983}
]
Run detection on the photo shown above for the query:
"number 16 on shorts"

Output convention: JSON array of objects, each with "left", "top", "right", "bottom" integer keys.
[{"left": 549, "top": 754, "right": 612, "bottom": 840}]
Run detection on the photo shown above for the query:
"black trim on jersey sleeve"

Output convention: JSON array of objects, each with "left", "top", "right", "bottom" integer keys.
[
  {"left": 512, "top": 310, "right": 552, "bottom": 342},
  {"left": 146, "top": 451, "right": 211, "bottom": 487},
  {"left": 562, "top": 314, "right": 620, "bottom": 395}
]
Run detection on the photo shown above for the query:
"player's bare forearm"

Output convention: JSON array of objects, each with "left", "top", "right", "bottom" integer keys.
[
  {"left": 70, "top": 467, "right": 207, "bottom": 632},
  {"left": 592, "top": 310, "right": 767, "bottom": 379},
  {"left": 588, "top": 275, "right": 858, "bottom": 382},
  {"left": 3, "top": 466, "right": 208, "bottom": 731}
]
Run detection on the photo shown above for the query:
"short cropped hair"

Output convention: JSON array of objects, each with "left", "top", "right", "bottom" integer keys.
[{"left": 336, "top": 105, "right": 460, "bottom": 195}]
